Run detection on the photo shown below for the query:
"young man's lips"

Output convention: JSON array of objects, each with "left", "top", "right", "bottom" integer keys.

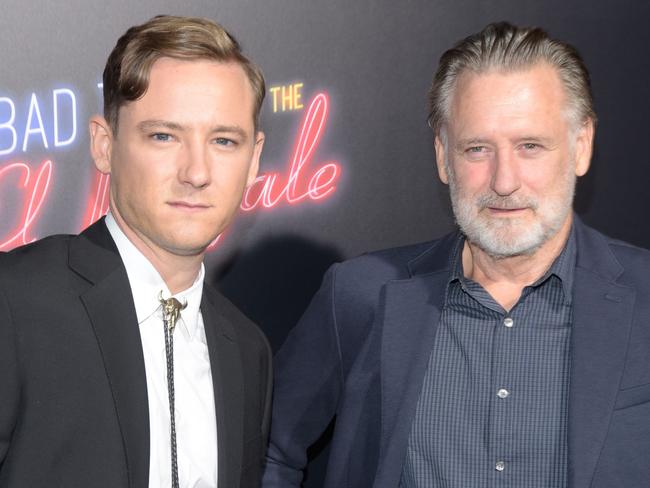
[{"left": 168, "top": 201, "right": 211, "bottom": 210}]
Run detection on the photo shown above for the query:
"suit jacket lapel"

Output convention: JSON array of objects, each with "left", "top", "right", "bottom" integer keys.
[
  {"left": 568, "top": 220, "right": 636, "bottom": 488},
  {"left": 69, "top": 219, "right": 150, "bottom": 488},
  {"left": 201, "top": 288, "right": 244, "bottom": 488},
  {"left": 374, "top": 234, "right": 456, "bottom": 486}
]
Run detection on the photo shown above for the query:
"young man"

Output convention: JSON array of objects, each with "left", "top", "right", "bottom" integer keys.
[
  {"left": 263, "top": 22, "right": 650, "bottom": 488},
  {"left": 0, "top": 15, "right": 270, "bottom": 488}
]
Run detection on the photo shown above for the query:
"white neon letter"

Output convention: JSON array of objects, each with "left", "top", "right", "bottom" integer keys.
[
  {"left": 0, "top": 97, "right": 17, "bottom": 156},
  {"left": 22, "top": 93, "right": 49, "bottom": 152},
  {"left": 53, "top": 88, "right": 77, "bottom": 147}
]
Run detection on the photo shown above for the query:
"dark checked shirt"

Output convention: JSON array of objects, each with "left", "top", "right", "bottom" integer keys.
[{"left": 400, "top": 227, "right": 576, "bottom": 488}]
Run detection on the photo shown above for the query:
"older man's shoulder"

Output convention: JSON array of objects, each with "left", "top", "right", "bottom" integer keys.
[
  {"left": 333, "top": 230, "right": 457, "bottom": 288},
  {"left": 579, "top": 221, "right": 650, "bottom": 284},
  {"left": 607, "top": 235, "right": 650, "bottom": 277}
]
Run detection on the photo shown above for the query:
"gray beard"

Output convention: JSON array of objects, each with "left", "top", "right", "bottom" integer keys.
[{"left": 448, "top": 169, "right": 576, "bottom": 259}]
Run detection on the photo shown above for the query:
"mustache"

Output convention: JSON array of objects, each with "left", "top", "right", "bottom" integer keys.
[{"left": 475, "top": 193, "right": 539, "bottom": 211}]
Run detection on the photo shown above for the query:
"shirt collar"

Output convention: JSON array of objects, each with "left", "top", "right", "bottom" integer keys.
[
  {"left": 542, "top": 222, "right": 577, "bottom": 304},
  {"left": 105, "top": 212, "right": 205, "bottom": 340},
  {"left": 448, "top": 223, "right": 577, "bottom": 304}
]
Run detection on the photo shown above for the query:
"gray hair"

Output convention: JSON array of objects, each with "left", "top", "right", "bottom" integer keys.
[{"left": 427, "top": 22, "right": 596, "bottom": 136}]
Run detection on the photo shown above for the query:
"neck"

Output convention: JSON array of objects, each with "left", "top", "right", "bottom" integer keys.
[
  {"left": 110, "top": 210, "right": 203, "bottom": 295},
  {"left": 462, "top": 214, "right": 573, "bottom": 311}
]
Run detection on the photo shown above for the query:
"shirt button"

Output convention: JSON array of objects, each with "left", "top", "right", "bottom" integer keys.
[
  {"left": 495, "top": 460, "right": 505, "bottom": 472},
  {"left": 497, "top": 388, "right": 510, "bottom": 399},
  {"left": 503, "top": 317, "right": 514, "bottom": 328}
]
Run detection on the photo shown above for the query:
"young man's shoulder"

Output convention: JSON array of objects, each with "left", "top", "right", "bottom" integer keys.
[{"left": 0, "top": 233, "right": 76, "bottom": 279}]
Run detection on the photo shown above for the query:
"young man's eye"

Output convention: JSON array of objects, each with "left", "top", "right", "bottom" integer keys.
[
  {"left": 151, "top": 133, "right": 172, "bottom": 142},
  {"left": 214, "top": 137, "right": 236, "bottom": 146}
]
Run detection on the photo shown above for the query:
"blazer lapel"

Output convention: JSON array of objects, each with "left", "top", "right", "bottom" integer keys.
[
  {"left": 568, "top": 220, "right": 636, "bottom": 488},
  {"left": 70, "top": 219, "right": 150, "bottom": 488},
  {"left": 374, "top": 236, "right": 456, "bottom": 486},
  {"left": 374, "top": 274, "right": 448, "bottom": 486},
  {"left": 201, "top": 288, "right": 244, "bottom": 488}
]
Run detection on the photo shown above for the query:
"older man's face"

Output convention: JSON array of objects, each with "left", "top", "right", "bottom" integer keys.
[{"left": 435, "top": 63, "right": 593, "bottom": 258}]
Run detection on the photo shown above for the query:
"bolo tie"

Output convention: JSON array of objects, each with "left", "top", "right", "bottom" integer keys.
[{"left": 159, "top": 292, "right": 187, "bottom": 488}]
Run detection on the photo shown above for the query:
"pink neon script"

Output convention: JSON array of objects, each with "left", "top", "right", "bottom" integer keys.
[
  {"left": 241, "top": 92, "right": 340, "bottom": 210},
  {"left": 0, "top": 160, "right": 53, "bottom": 251}
]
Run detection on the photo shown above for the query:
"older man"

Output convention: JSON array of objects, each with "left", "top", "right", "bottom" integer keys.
[
  {"left": 0, "top": 16, "right": 270, "bottom": 488},
  {"left": 263, "top": 22, "right": 650, "bottom": 488}
]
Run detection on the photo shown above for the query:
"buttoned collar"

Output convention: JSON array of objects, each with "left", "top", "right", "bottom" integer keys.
[{"left": 105, "top": 212, "right": 205, "bottom": 341}]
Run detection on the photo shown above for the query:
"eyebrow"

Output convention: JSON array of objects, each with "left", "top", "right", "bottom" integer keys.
[
  {"left": 136, "top": 120, "right": 249, "bottom": 140},
  {"left": 514, "top": 136, "right": 556, "bottom": 146},
  {"left": 137, "top": 119, "right": 185, "bottom": 132},
  {"left": 454, "top": 136, "right": 556, "bottom": 149},
  {"left": 212, "top": 125, "right": 248, "bottom": 140}
]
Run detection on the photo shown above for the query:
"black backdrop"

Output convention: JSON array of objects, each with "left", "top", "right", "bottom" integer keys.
[{"left": 1, "top": 1, "right": 649, "bottom": 484}]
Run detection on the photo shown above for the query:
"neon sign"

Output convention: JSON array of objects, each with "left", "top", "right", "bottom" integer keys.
[
  {"left": 0, "top": 89, "right": 77, "bottom": 156},
  {"left": 242, "top": 93, "right": 339, "bottom": 210},
  {"left": 0, "top": 84, "right": 342, "bottom": 252},
  {"left": 0, "top": 160, "right": 52, "bottom": 249}
]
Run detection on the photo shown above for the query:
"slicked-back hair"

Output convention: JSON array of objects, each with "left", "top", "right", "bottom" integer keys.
[
  {"left": 427, "top": 21, "right": 596, "bottom": 137},
  {"left": 102, "top": 15, "right": 265, "bottom": 134}
]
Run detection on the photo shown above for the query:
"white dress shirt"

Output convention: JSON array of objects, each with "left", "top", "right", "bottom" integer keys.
[{"left": 106, "top": 213, "right": 218, "bottom": 488}]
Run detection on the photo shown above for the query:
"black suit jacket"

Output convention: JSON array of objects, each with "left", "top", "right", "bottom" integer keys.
[{"left": 0, "top": 218, "right": 272, "bottom": 488}]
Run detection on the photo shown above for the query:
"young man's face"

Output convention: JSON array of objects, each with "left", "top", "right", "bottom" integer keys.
[
  {"left": 92, "top": 57, "right": 263, "bottom": 258},
  {"left": 435, "top": 63, "right": 593, "bottom": 258}
]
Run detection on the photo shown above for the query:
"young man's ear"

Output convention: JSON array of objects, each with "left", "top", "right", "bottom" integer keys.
[
  {"left": 89, "top": 115, "right": 113, "bottom": 174},
  {"left": 246, "top": 131, "right": 265, "bottom": 187}
]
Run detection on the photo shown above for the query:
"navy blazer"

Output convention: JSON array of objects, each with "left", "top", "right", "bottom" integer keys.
[
  {"left": 263, "top": 217, "right": 650, "bottom": 487},
  {"left": 0, "top": 219, "right": 272, "bottom": 488}
]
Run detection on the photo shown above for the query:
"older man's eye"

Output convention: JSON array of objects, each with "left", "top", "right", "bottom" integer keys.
[
  {"left": 464, "top": 146, "right": 489, "bottom": 159},
  {"left": 518, "top": 142, "right": 547, "bottom": 156}
]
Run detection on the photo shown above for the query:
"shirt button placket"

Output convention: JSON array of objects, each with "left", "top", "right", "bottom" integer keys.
[{"left": 495, "top": 315, "right": 512, "bottom": 480}]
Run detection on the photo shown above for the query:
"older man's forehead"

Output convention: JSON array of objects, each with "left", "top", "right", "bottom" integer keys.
[
  {"left": 453, "top": 63, "right": 565, "bottom": 100},
  {"left": 448, "top": 65, "right": 569, "bottom": 131}
]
